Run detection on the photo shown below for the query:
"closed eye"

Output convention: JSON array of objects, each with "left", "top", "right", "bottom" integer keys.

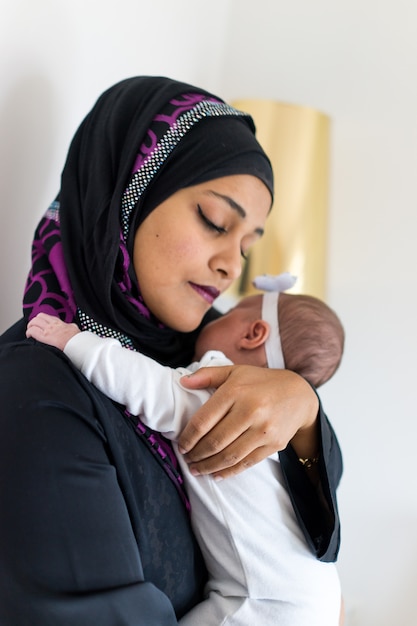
[
  {"left": 198, "top": 204, "right": 248, "bottom": 260},
  {"left": 197, "top": 205, "right": 226, "bottom": 234}
]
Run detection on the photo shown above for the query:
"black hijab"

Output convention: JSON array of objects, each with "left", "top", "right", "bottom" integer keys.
[{"left": 24, "top": 77, "right": 273, "bottom": 367}]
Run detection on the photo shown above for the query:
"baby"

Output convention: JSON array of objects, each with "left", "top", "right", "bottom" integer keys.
[{"left": 27, "top": 277, "right": 345, "bottom": 626}]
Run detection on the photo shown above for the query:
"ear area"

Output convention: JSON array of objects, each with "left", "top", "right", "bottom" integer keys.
[{"left": 240, "top": 319, "right": 270, "bottom": 350}]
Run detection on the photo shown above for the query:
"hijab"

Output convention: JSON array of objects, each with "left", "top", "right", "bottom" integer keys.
[{"left": 23, "top": 76, "right": 274, "bottom": 367}]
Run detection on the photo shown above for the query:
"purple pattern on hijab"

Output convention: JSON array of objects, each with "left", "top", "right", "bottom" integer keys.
[
  {"left": 23, "top": 201, "right": 77, "bottom": 322},
  {"left": 131, "top": 94, "right": 209, "bottom": 173},
  {"left": 116, "top": 231, "right": 153, "bottom": 321}
]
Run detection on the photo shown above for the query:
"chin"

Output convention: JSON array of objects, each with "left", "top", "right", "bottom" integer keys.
[
  {"left": 160, "top": 304, "right": 208, "bottom": 333},
  {"left": 171, "top": 315, "right": 204, "bottom": 334},
  {"left": 178, "top": 322, "right": 201, "bottom": 333}
]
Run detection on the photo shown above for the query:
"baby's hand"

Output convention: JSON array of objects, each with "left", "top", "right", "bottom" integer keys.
[{"left": 26, "top": 313, "right": 80, "bottom": 351}]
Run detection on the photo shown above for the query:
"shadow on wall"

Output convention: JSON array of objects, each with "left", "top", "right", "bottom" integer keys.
[{"left": 0, "top": 72, "right": 59, "bottom": 330}]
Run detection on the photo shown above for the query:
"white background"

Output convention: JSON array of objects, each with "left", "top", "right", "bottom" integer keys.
[{"left": 1, "top": 1, "right": 416, "bottom": 624}]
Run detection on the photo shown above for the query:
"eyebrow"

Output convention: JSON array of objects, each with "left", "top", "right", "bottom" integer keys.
[{"left": 207, "top": 191, "right": 265, "bottom": 236}]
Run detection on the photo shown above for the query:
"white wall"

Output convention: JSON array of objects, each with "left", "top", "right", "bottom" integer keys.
[
  {"left": 221, "top": 2, "right": 417, "bottom": 625},
  {"left": 1, "top": 1, "right": 416, "bottom": 624}
]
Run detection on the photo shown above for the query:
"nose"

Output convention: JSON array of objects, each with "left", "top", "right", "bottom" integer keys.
[{"left": 211, "top": 241, "right": 243, "bottom": 281}]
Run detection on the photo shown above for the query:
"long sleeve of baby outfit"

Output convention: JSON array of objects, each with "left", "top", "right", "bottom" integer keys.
[{"left": 64, "top": 332, "right": 228, "bottom": 440}]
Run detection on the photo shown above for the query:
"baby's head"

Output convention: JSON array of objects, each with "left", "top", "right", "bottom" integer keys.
[
  {"left": 195, "top": 291, "right": 344, "bottom": 388},
  {"left": 276, "top": 292, "right": 344, "bottom": 387}
]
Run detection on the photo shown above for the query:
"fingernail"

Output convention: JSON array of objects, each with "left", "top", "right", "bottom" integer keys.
[
  {"left": 177, "top": 446, "right": 186, "bottom": 454},
  {"left": 190, "top": 467, "right": 200, "bottom": 476},
  {"left": 213, "top": 475, "right": 223, "bottom": 482}
]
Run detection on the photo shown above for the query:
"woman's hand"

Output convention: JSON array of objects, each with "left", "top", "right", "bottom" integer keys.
[{"left": 178, "top": 364, "right": 319, "bottom": 480}]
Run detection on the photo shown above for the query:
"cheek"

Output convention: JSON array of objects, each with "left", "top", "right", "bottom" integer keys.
[
  {"left": 139, "top": 232, "right": 203, "bottom": 293},
  {"left": 141, "top": 231, "right": 192, "bottom": 273},
  {"left": 166, "top": 236, "right": 202, "bottom": 266}
]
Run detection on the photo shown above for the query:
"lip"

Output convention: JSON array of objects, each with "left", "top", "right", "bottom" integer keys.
[{"left": 189, "top": 282, "right": 221, "bottom": 305}]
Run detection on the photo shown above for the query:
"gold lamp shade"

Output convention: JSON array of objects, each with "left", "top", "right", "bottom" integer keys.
[{"left": 231, "top": 99, "right": 330, "bottom": 300}]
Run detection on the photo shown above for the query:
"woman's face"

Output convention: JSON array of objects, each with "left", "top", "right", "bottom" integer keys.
[{"left": 133, "top": 175, "right": 271, "bottom": 332}]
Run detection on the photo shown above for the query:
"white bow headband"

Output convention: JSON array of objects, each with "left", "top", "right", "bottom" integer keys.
[{"left": 252, "top": 273, "right": 297, "bottom": 369}]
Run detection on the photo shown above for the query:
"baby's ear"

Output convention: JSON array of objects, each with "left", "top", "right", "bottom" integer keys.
[{"left": 241, "top": 320, "right": 270, "bottom": 349}]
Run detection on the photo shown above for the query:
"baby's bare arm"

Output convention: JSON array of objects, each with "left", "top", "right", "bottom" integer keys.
[{"left": 26, "top": 313, "right": 80, "bottom": 351}]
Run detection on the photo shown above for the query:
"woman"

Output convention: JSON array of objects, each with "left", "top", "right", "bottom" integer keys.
[{"left": 0, "top": 77, "right": 342, "bottom": 625}]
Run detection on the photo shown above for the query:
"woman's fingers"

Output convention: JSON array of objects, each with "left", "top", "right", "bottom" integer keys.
[
  {"left": 178, "top": 365, "right": 235, "bottom": 453},
  {"left": 179, "top": 365, "right": 320, "bottom": 476},
  {"left": 182, "top": 395, "right": 281, "bottom": 478},
  {"left": 187, "top": 429, "right": 278, "bottom": 480}
]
